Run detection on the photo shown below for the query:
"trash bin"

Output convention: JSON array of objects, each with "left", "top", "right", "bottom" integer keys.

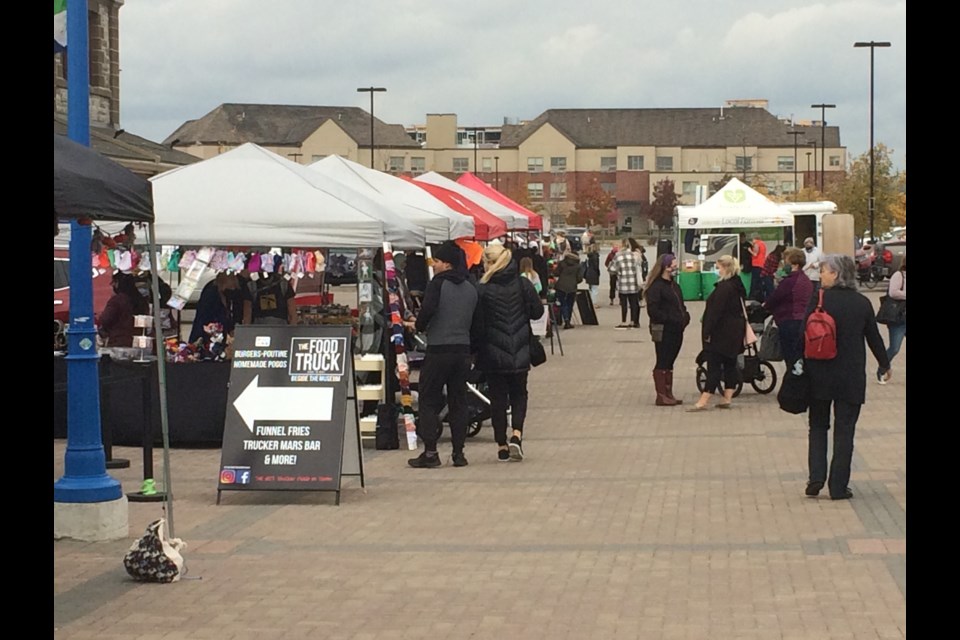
[
  {"left": 701, "top": 271, "right": 718, "bottom": 299},
  {"left": 677, "top": 271, "right": 702, "bottom": 301}
]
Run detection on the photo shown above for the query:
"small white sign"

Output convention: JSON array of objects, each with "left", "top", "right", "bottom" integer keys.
[{"left": 255, "top": 336, "right": 272, "bottom": 347}]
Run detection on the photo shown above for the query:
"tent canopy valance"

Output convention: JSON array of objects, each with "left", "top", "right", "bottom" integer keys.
[
  {"left": 148, "top": 144, "right": 425, "bottom": 249},
  {"left": 54, "top": 133, "right": 154, "bottom": 223},
  {"left": 403, "top": 177, "right": 507, "bottom": 241}
]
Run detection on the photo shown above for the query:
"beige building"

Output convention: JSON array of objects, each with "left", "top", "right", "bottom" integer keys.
[{"left": 167, "top": 101, "right": 845, "bottom": 233}]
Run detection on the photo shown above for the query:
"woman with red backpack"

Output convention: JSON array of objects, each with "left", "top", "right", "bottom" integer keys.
[{"left": 803, "top": 254, "right": 891, "bottom": 501}]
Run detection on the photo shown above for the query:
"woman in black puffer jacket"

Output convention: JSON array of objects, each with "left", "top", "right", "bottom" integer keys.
[{"left": 477, "top": 244, "right": 545, "bottom": 462}]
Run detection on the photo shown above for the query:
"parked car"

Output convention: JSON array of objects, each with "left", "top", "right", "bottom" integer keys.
[
  {"left": 874, "top": 239, "right": 906, "bottom": 273},
  {"left": 54, "top": 244, "right": 115, "bottom": 349}
]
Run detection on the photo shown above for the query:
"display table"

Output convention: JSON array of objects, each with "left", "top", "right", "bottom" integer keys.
[{"left": 54, "top": 355, "right": 231, "bottom": 447}]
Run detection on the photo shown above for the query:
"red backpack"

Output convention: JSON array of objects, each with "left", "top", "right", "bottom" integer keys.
[{"left": 804, "top": 289, "right": 837, "bottom": 360}]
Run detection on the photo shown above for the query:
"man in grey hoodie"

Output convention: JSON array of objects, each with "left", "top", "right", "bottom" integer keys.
[{"left": 404, "top": 242, "right": 482, "bottom": 468}]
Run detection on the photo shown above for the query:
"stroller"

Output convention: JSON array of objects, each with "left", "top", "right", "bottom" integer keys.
[
  {"left": 407, "top": 332, "right": 493, "bottom": 439},
  {"left": 695, "top": 300, "right": 778, "bottom": 397}
]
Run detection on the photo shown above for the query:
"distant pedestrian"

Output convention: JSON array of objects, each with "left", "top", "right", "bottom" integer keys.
[
  {"left": 605, "top": 244, "right": 619, "bottom": 306},
  {"left": 802, "top": 237, "right": 824, "bottom": 295},
  {"left": 553, "top": 249, "right": 582, "bottom": 329},
  {"left": 612, "top": 239, "right": 641, "bottom": 329},
  {"left": 876, "top": 255, "right": 906, "bottom": 384},
  {"left": 759, "top": 244, "right": 785, "bottom": 301},
  {"left": 584, "top": 242, "right": 602, "bottom": 304},
  {"left": 763, "top": 248, "right": 813, "bottom": 367}
]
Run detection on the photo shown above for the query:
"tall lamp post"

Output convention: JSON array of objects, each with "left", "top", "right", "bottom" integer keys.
[
  {"left": 494, "top": 155, "right": 500, "bottom": 191},
  {"left": 787, "top": 129, "right": 803, "bottom": 200},
  {"left": 810, "top": 103, "right": 835, "bottom": 193},
  {"left": 809, "top": 140, "right": 818, "bottom": 189},
  {"left": 463, "top": 127, "right": 481, "bottom": 173},
  {"left": 806, "top": 151, "right": 812, "bottom": 175},
  {"left": 357, "top": 86, "right": 386, "bottom": 169},
  {"left": 854, "top": 41, "right": 891, "bottom": 242}
]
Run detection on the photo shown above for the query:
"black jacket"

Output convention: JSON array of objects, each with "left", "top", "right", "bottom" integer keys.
[
  {"left": 645, "top": 277, "right": 689, "bottom": 328},
  {"left": 554, "top": 255, "right": 582, "bottom": 293},
  {"left": 476, "top": 263, "right": 544, "bottom": 373},
  {"left": 805, "top": 287, "right": 890, "bottom": 404},
  {"left": 584, "top": 252, "right": 601, "bottom": 286},
  {"left": 702, "top": 277, "right": 747, "bottom": 358},
  {"left": 415, "top": 269, "right": 481, "bottom": 353}
]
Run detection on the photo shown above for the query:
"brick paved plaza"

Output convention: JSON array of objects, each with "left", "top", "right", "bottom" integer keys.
[{"left": 54, "top": 291, "right": 906, "bottom": 640}]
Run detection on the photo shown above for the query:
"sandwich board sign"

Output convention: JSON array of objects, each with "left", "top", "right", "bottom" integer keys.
[{"left": 217, "top": 325, "right": 362, "bottom": 505}]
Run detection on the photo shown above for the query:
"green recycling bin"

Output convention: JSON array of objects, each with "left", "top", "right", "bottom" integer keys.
[
  {"left": 678, "top": 271, "right": 702, "bottom": 301},
  {"left": 701, "top": 271, "right": 718, "bottom": 299},
  {"left": 739, "top": 272, "right": 752, "bottom": 295}
]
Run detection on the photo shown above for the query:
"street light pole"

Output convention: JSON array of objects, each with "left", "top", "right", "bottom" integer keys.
[
  {"left": 787, "top": 129, "right": 803, "bottom": 200},
  {"left": 463, "top": 127, "right": 481, "bottom": 173},
  {"left": 854, "top": 41, "right": 891, "bottom": 242},
  {"left": 806, "top": 151, "right": 812, "bottom": 176},
  {"left": 357, "top": 86, "right": 386, "bottom": 169},
  {"left": 810, "top": 103, "right": 836, "bottom": 193},
  {"left": 494, "top": 155, "right": 500, "bottom": 191},
  {"left": 809, "top": 140, "right": 818, "bottom": 189}
]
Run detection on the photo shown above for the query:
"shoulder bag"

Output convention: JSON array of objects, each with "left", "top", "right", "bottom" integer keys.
[
  {"left": 876, "top": 273, "right": 906, "bottom": 325},
  {"left": 740, "top": 298, "right": 758, "bottom": 347}
]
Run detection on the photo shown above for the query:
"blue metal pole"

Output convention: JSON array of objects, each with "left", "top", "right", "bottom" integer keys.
[{"left": 54, "top": 0, "right": 122, "bottom": 503}]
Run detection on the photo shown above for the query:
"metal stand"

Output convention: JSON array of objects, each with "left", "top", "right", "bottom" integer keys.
[
  {"left": 547, "top": 303, "right": 564, "bottom": 356},
  {"left": 127, "top": 359, "right": 166, "bottom": 503}
]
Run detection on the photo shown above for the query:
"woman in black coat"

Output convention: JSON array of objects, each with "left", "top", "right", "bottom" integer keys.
[
  {"left": 804, "top": 254, "right": 891, "bottom": 500},
  {"left": 689, "top": 255, "right": 747, "bottom": 411},
  {"left": 644, "top": 253, "right": 689, "bottom": 406},
  {"left": 477, "top": 244, "right": 545, "bottom": 462}
]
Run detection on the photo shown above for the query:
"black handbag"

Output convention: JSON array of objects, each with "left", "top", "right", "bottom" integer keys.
[
  {"left": 529, "top": 335, "right": 547, "bottom": 367},
  {"left": 777, "top": 367, "right": 810, "bottom": 414},
  {"left": 876, "top": 274, "right": 906, "bottom": 325},
  {"left": 649, "top": 323, "right": 665, "bottom": 343}
]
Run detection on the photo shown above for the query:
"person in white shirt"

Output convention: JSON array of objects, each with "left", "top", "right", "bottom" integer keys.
[{"left": 802, "top": 237, "right": 824, "bottom": 294}]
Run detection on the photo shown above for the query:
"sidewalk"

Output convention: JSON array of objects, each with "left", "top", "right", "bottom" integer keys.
[{"left": 54, "top": 291, "right": 906, "bottom": 640}]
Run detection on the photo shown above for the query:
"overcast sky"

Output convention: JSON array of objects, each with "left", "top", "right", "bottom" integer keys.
[{"left": 118, "top": 0, "right": 906, "bottom": 170}]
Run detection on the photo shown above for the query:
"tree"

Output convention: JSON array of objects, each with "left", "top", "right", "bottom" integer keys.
[
  {"left": 568, "top": 178, "right": 613, "bottom": 227},
  {"left": 647, "top": 178, "right": 679, "bottom": 233},
  {"left": 823, "top": 143, "right": 900, "bottom": 239}
]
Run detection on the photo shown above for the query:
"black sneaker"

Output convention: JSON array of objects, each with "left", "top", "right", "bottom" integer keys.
[
  {"left": 408, "top": 452, "right": 441, "bottom": 468},
  {"left": 452, "top": 452, "right": 469, "bottom": 467},
  {"left": 508, "top": 436, "right": 524, "bottom": 461},
  {"left": 497, "top": 449, "right": 510, "bottom": 462}
]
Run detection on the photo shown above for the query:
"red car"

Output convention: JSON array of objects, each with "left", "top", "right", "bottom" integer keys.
[{"left": 54, "top": 244, "right": 115, "bottom": 331}]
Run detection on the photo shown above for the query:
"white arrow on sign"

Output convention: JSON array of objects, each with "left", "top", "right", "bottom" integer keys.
[{"left": 233, "top": 375, "right": 334, "bottom": 432}]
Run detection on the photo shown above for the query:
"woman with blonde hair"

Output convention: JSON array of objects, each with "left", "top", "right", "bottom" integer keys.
[
  {"left": 477, "top": 244, "right": 544, "bottom": 461},
  {"left": 689, "top": 255, "right": 747, "bottom": 411}
]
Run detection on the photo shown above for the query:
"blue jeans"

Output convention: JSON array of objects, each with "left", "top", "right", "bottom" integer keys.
[
  {"left": 557, "top": 290, "right": 576, "bottom": 324},
  {"left": 881, "top": 322, "right": 906, "bottom": 371}
]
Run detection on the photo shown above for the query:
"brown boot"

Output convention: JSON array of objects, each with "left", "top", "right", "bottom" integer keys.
[
  {"left": 664, "top": 369, "right": 683, "bottom": 405},
  {"left": 654, "top": 370, "right": 679, "bottom": 406}
]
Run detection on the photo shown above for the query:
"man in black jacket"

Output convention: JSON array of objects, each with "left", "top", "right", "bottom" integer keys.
[{"left": 404, "top": 242, "right": 482, "bottom": 468}]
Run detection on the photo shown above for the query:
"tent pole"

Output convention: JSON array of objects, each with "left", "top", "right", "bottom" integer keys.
[{"left": 147, "top": 223, "right": 176, "bottom": 537}]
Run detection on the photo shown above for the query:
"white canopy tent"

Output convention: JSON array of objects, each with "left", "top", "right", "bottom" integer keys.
[
  {"left": 675, "top": 178, "right": 794, "bottom": 230},
  {"left": 149, "top": 144, "right": 426, "bottom": 249},
  {"left": 415, "top": 171, "right": 529, "bottom": 231},
  {"left": 309, "top": 156, "right": 475, "bottom": 242}
]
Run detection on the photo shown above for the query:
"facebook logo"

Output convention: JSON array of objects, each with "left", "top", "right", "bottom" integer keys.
[{"left": 238, "top": 470, "right": 251, "bottom": 485}]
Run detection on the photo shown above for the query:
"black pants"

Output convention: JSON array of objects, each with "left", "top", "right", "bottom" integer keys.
[
  {"left": 487, "top": 371, "right": 529, "bottom": 446},
  {"left": 808, "top": 398, "right": 861, "bottom": 497},
  {"left": 609, "top": 273, "right": 618, "bottom": 301},
  {"left": 704, "top": 351, "right": 738, "bottom": 392},
  {"left": 620, "top": 292, "right": 640, "bottom": 325},
  {"left": 778, "top": 319, "right": 803, "bottom": 368},
  {"left": 417, "top": 351, "right": 471, "bottom": 454},
  {"left": 654, "top": 323, "right": 684, "bottom": 370}
]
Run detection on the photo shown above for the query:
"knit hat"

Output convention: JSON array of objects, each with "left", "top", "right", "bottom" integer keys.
[{"left": 432, "top": 242, "right": 463, "bottom": 267}]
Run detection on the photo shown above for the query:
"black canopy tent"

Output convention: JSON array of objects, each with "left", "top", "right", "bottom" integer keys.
[{"left": 54, "top": 133, "right": 178, "bottom": 535}]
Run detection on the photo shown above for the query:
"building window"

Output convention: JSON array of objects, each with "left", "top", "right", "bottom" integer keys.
[
  {"left": 600, "top": 183, "right": 616, "bottom": 195},
  {"left": 655, "top": 156, "right": 673, "bottom": 171},
  {"left": 527, "top": 157, "right": 544, "bottom": 173},
  {"left": 627, "top": 155, "right": 644, "bottom": 170},
  {"left": 682, "top": 181, "right": 699, "bottom": 198},
  {"left": 829, "top": 155, "right": 841, "bottom": 167},
  {"left": 550, "top": 157, "right": 567, "bottom": 172},
  {"left": 453, "top": 157, "right": 469, "bottom": 173},
  {"left": 311, "top": 155, "right": 327, "bottom": 163},
  {"left": 780, "top": 181, "right": 796, "bottom": 194},
  {"left": 765, "top": 180, "right": 777, "bottom": 194},
  {"left": 600, "top": 157, "right": 617, "bottom": 172},
  {"left": 389, "top": 157, "right": 405, "bottom": 173},
  {"left": 527, "top": 182, "right": 544, "bottom": 199},
  {"left": 410, "top": 157, "right": 426, "bottom": 174},
  {"left": 735, "top": 156, "right": 753, "bottom": 172},
  {"left": 550, "top": 182, "right": 567, "bottom": 199},
  {"left": 778, "top": 156, "right": 794, "bottom": 171},
  {"left": 482, "top": 157, "right": 492, "bottom": 172}
]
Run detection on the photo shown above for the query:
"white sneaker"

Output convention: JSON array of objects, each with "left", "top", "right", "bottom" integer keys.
[{"left": 876, "top": 373, "right": 887, "bottom": 385}]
